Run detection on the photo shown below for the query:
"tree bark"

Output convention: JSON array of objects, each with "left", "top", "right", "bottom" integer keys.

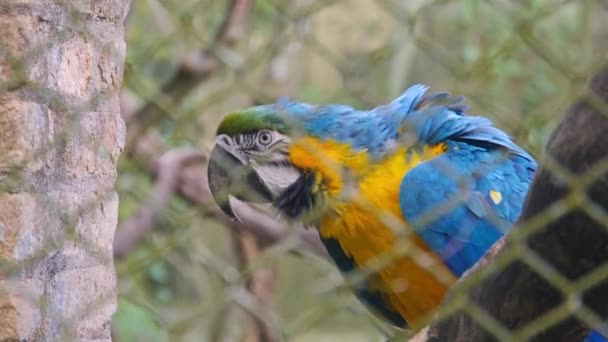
[{"left": 0, "top": 1, "right": 130, "bottom": 340}]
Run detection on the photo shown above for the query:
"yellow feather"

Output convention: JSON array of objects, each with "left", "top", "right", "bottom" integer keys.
[
  {"left": 288, "top": 138, "right": 456, "bottom": 326},
  {"left": 490, "top": 190, "right": 503, "bottom": 205}
]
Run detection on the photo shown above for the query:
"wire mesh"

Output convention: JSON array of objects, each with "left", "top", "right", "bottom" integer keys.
[{"left": 2, "top": 0, "right": 608, "bottom": 341}]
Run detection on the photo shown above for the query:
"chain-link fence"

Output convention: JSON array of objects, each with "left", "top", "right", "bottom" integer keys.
[
  {"left": 115, "top": 0, "right": 608, "bottom": 341},
  {"left": 112, "top": 1, "right": 608, "bottom": 341},
  {"left": 2, "top": 0, "right": 607, "bottom": 341}
]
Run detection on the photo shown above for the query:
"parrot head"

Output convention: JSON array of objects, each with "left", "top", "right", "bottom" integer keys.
[{"left": 207, "top": 108, "right": 305, "bottom": 219}]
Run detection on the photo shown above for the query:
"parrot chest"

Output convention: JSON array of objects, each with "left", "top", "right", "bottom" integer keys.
[{"left": 315, "top": 144, "right": 457, "bottom": 327}]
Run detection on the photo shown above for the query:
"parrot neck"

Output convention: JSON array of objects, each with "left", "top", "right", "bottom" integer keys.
[
  {"left": 287, "top": 137, "right": 370, "bottom": 198},
  {"left": 286, "top": 137, "right": 445, "bottom": 208}
]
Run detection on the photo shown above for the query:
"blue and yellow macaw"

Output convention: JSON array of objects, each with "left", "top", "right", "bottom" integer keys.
[{"left": 207, "top": 84, "right": 604, "bottom": 340}]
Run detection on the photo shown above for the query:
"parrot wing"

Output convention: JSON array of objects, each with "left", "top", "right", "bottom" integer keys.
[{"left": 399, "top": 144, "right": 535, "bottom": 276}]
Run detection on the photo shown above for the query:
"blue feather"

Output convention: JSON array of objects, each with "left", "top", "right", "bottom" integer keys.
[
  {"left": 585, "top": 330, "right": 608, "bottom": 342},
  {"left": 399, "top": 141, "right": 534, "bottom": 275},
  {"left": 253, "top": 84, "right": 532, "bottom": 160}
]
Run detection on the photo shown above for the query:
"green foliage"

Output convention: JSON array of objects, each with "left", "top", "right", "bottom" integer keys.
[{"left": 113, "top": 299, "right": 169, "bottom": 342}]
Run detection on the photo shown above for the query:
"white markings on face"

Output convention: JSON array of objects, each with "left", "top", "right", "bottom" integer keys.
[
  {"left": 253, "top": 163, "right": 301, "bottom": 198},
  {"left": 231, "top": 130, "right": 300, "bottom": 199},
  {"left": 232, "top": 130, "right": 290, "bottom": 152}
]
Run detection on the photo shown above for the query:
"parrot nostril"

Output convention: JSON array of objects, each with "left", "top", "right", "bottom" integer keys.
[{"left": 216, "top": 134, "right": 233, "bottom": 148}]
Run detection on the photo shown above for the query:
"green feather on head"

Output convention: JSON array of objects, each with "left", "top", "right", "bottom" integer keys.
[{"left": 216, "top": 110, "right": 288, "bottom": 136}]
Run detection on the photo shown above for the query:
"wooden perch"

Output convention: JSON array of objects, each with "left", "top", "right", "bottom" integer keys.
[{"left": 411, "top": 67, "right": 608, "bottom": 341}]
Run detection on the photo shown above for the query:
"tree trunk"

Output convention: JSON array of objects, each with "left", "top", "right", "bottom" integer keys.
[{"left": 0, "top": 1, "right": 130, "bottom": 340}]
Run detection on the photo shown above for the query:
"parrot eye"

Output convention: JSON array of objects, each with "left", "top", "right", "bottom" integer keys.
[{"left": 257, "top": 130, "right": 273, "bottom": 146}]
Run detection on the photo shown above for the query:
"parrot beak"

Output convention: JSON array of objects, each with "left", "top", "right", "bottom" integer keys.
[{"left": 207, "top": 137, "right": 274, "bottom": 219}]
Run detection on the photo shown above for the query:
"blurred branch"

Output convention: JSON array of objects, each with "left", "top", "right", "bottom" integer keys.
[
  {"left": 124, "top": 0, "right": 253, "bottom": 155},
  {"left": 113, "top": 148, "right": 205, "bottom": 258},
  {"left": 113, "top": 147, "right": 329, "bottom": 259},
  {"left": 231, "top": 232, "right": 280, "bottom": 342},
  {"left": 214, "top": 0, "right": 253, "bottom": 45},
  {"left": 411, "top": 67, "right": 608, "bottom": 341}
]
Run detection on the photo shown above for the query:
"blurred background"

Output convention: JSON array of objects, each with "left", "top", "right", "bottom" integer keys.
[{"left": 112, "top": 1, "right": 608, "bottom": 341}]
